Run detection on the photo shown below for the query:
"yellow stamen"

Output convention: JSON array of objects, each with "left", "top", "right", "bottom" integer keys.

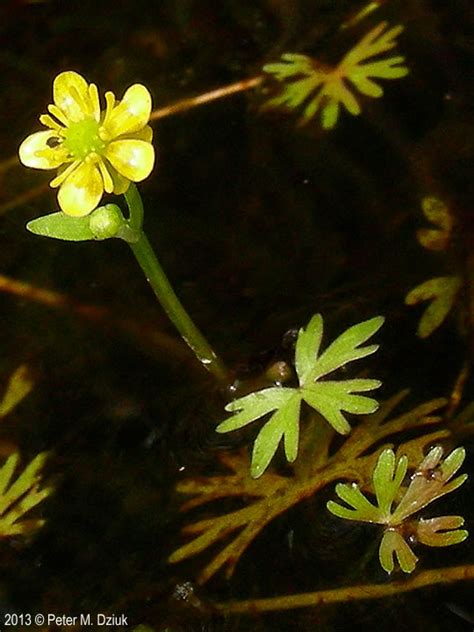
[
  {"left": 39, "top": 114, "right": 64, "bottom": 132},
  {"left": 89, "top": 83, "right": 100, "bottom": 122},
  {"left": 101, "top": 91, "right": 116, "bottom": 131},
  {"left": 50, "top": 160, "right": 81, "bottom": 188},
  {"left": 48, "top": 104, "right": 70, "bottom": 127},
  {"left": 97, "top": 159, "right": 114, "bottom": 193}
]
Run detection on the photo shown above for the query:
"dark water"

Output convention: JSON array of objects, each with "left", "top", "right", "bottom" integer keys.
[{"left": 0, "top": 1, "right": 472, "bottom": 630}]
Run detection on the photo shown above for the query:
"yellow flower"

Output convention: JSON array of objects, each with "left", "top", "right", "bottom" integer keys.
[{"left": 19, "top": 71, "right": 155, "bottom": 217}]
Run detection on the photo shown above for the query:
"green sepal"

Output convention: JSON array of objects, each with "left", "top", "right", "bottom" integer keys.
[{"left": 27, "top": 212, "right": 96, "bottom": 241}]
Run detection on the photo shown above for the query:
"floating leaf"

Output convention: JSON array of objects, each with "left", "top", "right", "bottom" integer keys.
[
  {"left": 250, "top": 393, "right": 301, "bottom": 478},
  {"left": 379, "top": 529, "right": 418, "bottom": 574},
  {"left": 405, "top": 275, "right": 462, "bottom": 338},
  {"left": 391, "top": 446, "right": 467, "bottom": 523},
  {"left": 416, "top": 516, "right": 468, "bottom": 547},
  {"left": 172, "top": 393, "right": 449, "bottom": 583},
  {"left": 327, "top": 446, "right": 468, "bottom": 573},
  {"left": 263, "top": 22, "right": 409, "bottom": 128},
  {"left": 217, "top": 313, "right": 383, "bottom": 477}
]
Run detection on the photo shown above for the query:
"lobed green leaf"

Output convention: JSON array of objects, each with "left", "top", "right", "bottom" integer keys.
[
  {"left": 405, "top": 276, "right": 462, "bottom": 338},
  {"left": 251, "top": 394, "right": 301, "bottom": 478},
  {"left": 217, "top": 387, "right": 294, "bottom": 433},
  {"left": 308, "top": 316, "right": 384, "bottom": 381}
]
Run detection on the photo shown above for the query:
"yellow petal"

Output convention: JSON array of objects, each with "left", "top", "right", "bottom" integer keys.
[
  {"left": 19, "top": 131, "right": 65, "bottom": 169},
  {"left": 108, "top": 165, "right": 131, "bottom": 194},
  {"left": 105, "top": 84, "right": 152, "bottom": 137},
  {"left": 114, "top": 124, "right": 153, "bottom": 143},
  {"left": 53, "top": 71, "right": 92, "bottom": 123},
  {"left": 57, "top": 161, "right": 104, "bottom": 216},
  {"left": 105, "top": 139, "right": 155, "bottom": 181},
  {"left": 139, "top": 124, "right": 153, "bottom": 142},
  {"left": 97, "top": 159, "right": 114, "bottom": 194}
]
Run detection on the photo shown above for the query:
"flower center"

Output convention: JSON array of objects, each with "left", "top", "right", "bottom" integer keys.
[{"left": 62, "top": 118, "right": 106, "bottom": 160}]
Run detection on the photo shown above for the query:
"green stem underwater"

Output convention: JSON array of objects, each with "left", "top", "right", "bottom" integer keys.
[
  {"left": 124, "top": 185, "right": 228, "bottom": 382},
  {"left": 213, "top": 564, "right": 474, "bottom": 614}
]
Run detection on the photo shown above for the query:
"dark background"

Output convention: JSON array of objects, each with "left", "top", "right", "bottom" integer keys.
[{"left": 0, "top": 1, "right": 472, "bottom": 630}]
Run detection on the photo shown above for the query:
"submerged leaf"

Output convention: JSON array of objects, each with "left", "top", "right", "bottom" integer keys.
[
  {"left": 263, "top": 22, "right": 409, "bottom": 128},
  {"left": 405, "top": 276, "right": 462, "bottom": 338},
  {"left": 0, "top": 365, "right": 34, "bottom": 419},
  {"left": 417, "top": 197, "right": 453, "bottom": 251},
  {"left": 172, "top": 393, "right": 450, "bottom": 582},
  {"left": 0, "top": 452, "right": 52, "bottom": 537}
]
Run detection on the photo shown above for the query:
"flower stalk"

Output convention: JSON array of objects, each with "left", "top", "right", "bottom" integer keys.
[
  {"left": 124, "top": 185, "right": 228, "bottom": 382},
  {"left": 19, "top": 71, "right": 228, "bottom": 382}
]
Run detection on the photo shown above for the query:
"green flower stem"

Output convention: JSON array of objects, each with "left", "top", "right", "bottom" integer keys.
[
  {"left": 124, "top": 182, "right": 144, "bottom": 234},
  {"left": 124, "top": 185, "right": 228, "bottom": 382}
]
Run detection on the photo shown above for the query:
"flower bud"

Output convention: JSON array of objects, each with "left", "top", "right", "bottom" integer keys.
[{"left": 88, "top": 204, "right": 124, "bottom": 240}]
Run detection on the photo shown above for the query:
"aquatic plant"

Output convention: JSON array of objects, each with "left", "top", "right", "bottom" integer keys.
[
  {"left": 0, "top": 364, "right": 34, "bottom": 418},
  {"left": 18, "top": 72, "right": 227, "bottom": 382},
  {"left": 216, "top": 313, "right": 384, "bottom": 478},
  {"left": 406, "top": 276, "right": 462, "bottom": 338},
  {"left": 327, "top": 446, "right": 468, "bottom": 573},
  {"left": 170, "top": 391, "right": 462, "bottom": 583},
  {"left": 0, "top": 367, "right": 52, "bottom": 538},
  {"left": 0, "top": 451, "right": 51, "bottom": 538},
  {"left": 405, "top": 197, "right": 463, "bottom": 338},
  {"left": 5, "top": 1, "right": 473, "bottom": 622},
  {"left": 263, "top": 21, "right": 409, "bottom": 128}
]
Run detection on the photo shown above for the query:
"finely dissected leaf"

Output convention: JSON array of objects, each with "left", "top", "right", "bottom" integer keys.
[
  {"left": 0, "top": 365, "right": 34, "bottom": 419},
  {"left": 172, "top": 393, "right": 449, "bottom": 582},
  {"left": 263, "top": 22, "right": 409, "bottom": 128},
  {"left": 405, "top": 276, "right": 462, "bottom": 338},
  {"left": 27, "top": 212, "right": 96, "bottom": 241},
  {"left": 0, "top": 452, "right": 52, "bottom": 538},
  {"left": 0, "top": 454, "right": 18, "bottom": 497},
  {"left": 217, "top": 313, "right": 383, "bottom": 477}
]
